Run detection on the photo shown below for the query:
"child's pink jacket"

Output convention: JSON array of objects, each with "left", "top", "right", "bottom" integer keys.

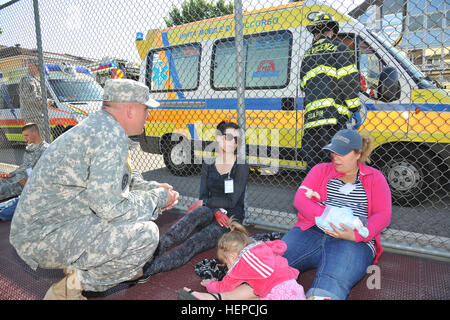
[
  {"left": 293, "top": 162, "right": 391, "bottom": 264},
  {"left": 205, "top": 240, "right": 299, "bottom": 298}
]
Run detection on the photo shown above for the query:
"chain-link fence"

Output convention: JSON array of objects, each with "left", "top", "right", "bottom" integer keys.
[{"left": 0, "top": 0, "right": 449, "bottom": 258}]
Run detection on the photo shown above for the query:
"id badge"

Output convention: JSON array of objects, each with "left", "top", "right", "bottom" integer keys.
[{"left": 224, "top": 178, "right": 234, "bottom": 194}]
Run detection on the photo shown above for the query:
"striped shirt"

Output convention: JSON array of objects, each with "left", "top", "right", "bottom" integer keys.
[{"left": 320, "top": 172, "right": 376, "bottom": 257}]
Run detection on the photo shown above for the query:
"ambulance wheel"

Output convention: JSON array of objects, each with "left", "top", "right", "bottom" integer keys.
[
  {"left": 372, "top": 144, "right": 440, "bottom": 207},
  {"left": 161, "top": 134, "right": 199, "bottom": 176}
]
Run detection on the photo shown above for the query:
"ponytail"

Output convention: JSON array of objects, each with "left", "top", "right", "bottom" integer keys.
[
  {"left": 358, "top": 133, "right": 374, "bottom": 164},
  {"left": 228, "top": 218, "right": 249, "bottom": 236},
  {"left": 217, "top": 217, "right": 253, "bottom": 263}
]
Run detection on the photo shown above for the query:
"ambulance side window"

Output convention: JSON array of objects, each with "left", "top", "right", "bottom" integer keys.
[
  {"left": 246, "top": 31, "right": 291, "bottom": 88},
  {"left": 3, "top": 84, "right": 21, "bottom": 109},
  {"left": 0, "top": 88, "right": 4, "bottom": 109},
  {"left": 211, "top": 30, "right": 292, "bottom": 90},
  {"left": 336, "top": 33, "right": 386, "bottom": 99},
  {"left": 146, "top": 43, "right": 201, "bottom": 92},
  {"left": 357, "top": 36, "right": 386, "bottom": 99},
  {"left": 212, "top": 39, "right": 237, "bottom": 89}
]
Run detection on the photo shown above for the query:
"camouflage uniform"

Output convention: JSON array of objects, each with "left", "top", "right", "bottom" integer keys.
[
  {"left": 0, "top": 141, "right": 48, "bottom": 201},
  {"left": 10, "top": 109, "right": 168, "bottom": 292},
  {"left": 19, "top": 73, "right": 47, "bottom": 137}
]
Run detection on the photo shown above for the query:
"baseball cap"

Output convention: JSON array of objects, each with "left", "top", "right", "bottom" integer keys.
[
  {"left": 322, "top": 129, "right": 362, "bottom": 155},
  {"left": 103, "top": 79, "right": 160, "bottom": 108}
]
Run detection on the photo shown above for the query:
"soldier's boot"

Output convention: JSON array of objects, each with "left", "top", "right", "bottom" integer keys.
[{"left": 43, "top": 269, "right": 86, "bottom": 300}]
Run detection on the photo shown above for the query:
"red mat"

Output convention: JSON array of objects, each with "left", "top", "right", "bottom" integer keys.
[{"left": 0, "top": 212, "right": 448, "bottom": 300}]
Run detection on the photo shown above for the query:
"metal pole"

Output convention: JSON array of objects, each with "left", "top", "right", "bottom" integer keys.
[
  {"left": 234, "top": 0, "right": 245, "bottom": 163},
  {"left": 32, "top": 0, "right": 51, "bottom": 142},
  {"left": 0, "top": 0, "right": 21, "bottom": 10}
]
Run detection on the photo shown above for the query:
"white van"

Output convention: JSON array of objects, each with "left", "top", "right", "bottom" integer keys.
[
  {"left": 134, "top": 2, "right": 449, "bottom": 205},
  {"left": 0, "top": 62, "right": 103, "bottom": 142}
]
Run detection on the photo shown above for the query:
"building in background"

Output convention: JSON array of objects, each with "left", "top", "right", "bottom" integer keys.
[
  {"left": 0, "top": 45, "right": 94, "bottom": 73},
  {"left": 353, "top": 0, "right": 449, "bottom": 89}
]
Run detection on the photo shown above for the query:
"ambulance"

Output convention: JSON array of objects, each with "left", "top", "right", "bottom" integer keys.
[
  {"left": 89, "top": 59, "right": 141, "bottom": 87},
  {"left": 0, "top": 61, "right": 103, "bottom": 142},
  {"left": 134, "top": 1, "right": 449, "bottom": 206},
  {"left": 89, "top": 60, "right": 126, "bottom": 87}
]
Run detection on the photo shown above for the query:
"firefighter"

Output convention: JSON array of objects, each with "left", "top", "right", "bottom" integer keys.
[{"left": 300, "top": 13, "right": 361, "bottom": 171}]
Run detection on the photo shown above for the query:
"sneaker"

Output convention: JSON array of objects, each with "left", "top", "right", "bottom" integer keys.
[
  {"left": 43, "top": 270, "right": 86, "bottom": 300},
  {"left": 136, "top": 273, "right": 151, "bottom": 284},
  {"left": 122, "top": 269, "right": 150, "bottom": 285},
  {"left": 137, "top": 259, "right": 154, "bottom": 284}
]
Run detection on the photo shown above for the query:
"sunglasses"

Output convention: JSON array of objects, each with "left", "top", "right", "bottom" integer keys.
[{"left": 224, "top": 133, "right": 239, "bottom": 143}]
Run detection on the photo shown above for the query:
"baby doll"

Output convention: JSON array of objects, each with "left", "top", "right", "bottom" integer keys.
[{"left": 315, "top": 206, "right": 369, "bottom": 238}]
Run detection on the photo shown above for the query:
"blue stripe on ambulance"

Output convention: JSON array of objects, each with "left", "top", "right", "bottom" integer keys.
[
  {"left": 161, "top": 32, "right": 185, "bottom": 100},
  {"left": 187, "top": 123, "right": 198, "bottom": 140},
  {"left": 155, "top": 98, "right": 449, "bottom": 112},
  {"left": 365, "top": 103, "right": 449, "bottom": 112}
]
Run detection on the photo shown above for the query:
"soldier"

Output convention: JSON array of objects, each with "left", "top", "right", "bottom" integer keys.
[
  {"left": 0, "top": 123, "right": 48, "bottom": 202},
  {"left": 10, "top": 79, "right": 179, "bottom": 300},
  {"left": 300, "top": 13, "right": 361, "bottom": 172},
  {"left": 18, "top": 58, "right": 52, "bottom": 139}
]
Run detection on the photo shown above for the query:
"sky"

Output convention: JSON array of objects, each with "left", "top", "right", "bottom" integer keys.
[{"left": 0, "top": 0, "right": 363, "bottom": 63}]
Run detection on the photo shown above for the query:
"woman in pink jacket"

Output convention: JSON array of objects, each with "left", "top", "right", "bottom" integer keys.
[{"left": 282, "top": 129, "right": 391, "bottom": 300}]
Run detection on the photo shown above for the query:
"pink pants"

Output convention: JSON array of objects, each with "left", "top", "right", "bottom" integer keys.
[{"left": 261, "top": 279, "right": 306, "bottom": 300}]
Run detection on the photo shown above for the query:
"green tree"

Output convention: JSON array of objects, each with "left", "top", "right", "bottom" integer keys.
[{"left": 164, "top": 0, "right": 234, "bottom": 27}]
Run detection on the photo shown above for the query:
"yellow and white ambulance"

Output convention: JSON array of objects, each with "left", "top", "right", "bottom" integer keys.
[
  {"left": 0, "top": 61, "right": 103, "bottom": 142},
  {"left": 134, "top": 1, "right": 449, "bottom": 205}
]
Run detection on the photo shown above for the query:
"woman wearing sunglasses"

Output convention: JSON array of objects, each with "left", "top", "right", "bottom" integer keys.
[{"left": 140, "top": 121, "right": 249, "bottom": 280}]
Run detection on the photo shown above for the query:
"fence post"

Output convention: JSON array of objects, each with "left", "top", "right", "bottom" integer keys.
[
  {"left": 32, "top": 0, "right": 51, "bottom": 143},
  {"left": 234, "top": 0, "right": 245, "bottom": 163}
]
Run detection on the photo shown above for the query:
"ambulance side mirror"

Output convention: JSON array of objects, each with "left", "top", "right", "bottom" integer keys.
[{"left": 378, "top": 66, "right": 401, "bottom": 102}]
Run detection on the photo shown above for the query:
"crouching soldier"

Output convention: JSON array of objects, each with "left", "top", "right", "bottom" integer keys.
[{"left": 10, "top": 79, "right": 179, "bottom": 300}]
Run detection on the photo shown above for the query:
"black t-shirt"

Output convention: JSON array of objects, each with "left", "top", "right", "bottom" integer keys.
[{"left": 199, "top": 160, "right": 249, "bottom": 222}]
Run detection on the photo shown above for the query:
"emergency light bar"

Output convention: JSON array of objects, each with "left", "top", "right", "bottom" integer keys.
[{"left": 90, "top": 62, "right": 117, "bottom": 72}]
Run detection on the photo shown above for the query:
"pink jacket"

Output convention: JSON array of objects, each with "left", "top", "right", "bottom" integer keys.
[
  {"left": 206, "top": 240, "right": 299, "bottom": 298},
  {"left": 293, "top": 162, "right": 391, "bottom": 264}
]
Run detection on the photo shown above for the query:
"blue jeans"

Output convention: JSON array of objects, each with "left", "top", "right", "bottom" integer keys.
[
  {"left": 0, "top": 197, "right": 19, "bottom": 221},
  {"left": 282, "top": 226, "right": 374, "bottom": 300}
]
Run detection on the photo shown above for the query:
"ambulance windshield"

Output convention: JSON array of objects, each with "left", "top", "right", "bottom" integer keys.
[
  {"left": 369, "top": 31, "right": 435, "bottom": 89},
  {"left": 49, "top": 79, "right": 103, "bottom": 102}
]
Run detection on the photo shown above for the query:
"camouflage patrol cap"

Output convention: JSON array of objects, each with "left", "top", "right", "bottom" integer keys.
[{"left": 103, "top": 79, "right": 160, "bottom": 108}]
